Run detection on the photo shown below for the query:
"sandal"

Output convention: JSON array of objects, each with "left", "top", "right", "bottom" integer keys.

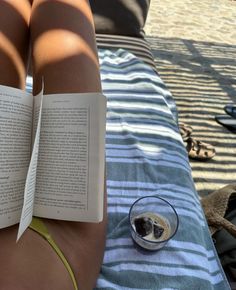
[
  {"left": 179, "top": 122, "right": 193, "bottom": 141},
  {"left": 224, "top": 104, "right": 236, "bottom": 119},
  {"left": 215, "top": 115, "right": 236, "bottom": 133},
  {"left": 186, "top": 137, "right": 216, "bottom": 160}
]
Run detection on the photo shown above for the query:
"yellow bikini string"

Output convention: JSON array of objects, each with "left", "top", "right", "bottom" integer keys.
[{"left": 29, "top": 217, "right": 78, "bottom": 290}]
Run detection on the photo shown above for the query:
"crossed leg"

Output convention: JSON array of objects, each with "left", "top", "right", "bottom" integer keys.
[{"left": 0, "top": 1, "right": 107, "bottom": 289}]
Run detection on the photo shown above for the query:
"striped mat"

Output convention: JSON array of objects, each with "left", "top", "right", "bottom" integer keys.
[
  {"left": 25, "top": 47, "right": 230, "bottom": 290},
  {"left": 94, "top": 49, "right": 230, "bottom": 290}
]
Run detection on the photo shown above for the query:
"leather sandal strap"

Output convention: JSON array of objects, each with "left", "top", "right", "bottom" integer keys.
[{"left": 187, "top": 138, "right": 215, "bottom": 159}]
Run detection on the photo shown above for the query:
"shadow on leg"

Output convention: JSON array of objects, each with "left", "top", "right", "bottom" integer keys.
[{"left": 0, "top": 0, "right": 31, "bottom": 89}]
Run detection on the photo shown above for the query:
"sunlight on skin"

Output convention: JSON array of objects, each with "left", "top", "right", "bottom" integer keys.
[
  {"left": 31, "top": 0, "right": 101, "bottom": 94},
  {"left": 0, "top": 1, "right": 105, "bottom": 289},
  {"left": 33, "top": 30, "right": 99, "bottom": 72},
  {"left": 33, "top": 0, "right": 98, "bottom": 69},
  {"left": 0, "top": 32, "right": 26, "bottom": 89},
  {"left": 5, "top": 0, "right": 31, "bottom": 23},
  {"left": 0, "top": 0, "right": 31, "bottom": 88}
]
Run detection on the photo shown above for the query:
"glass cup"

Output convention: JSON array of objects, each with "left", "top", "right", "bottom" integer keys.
[{"left": 129, "top": 196, "right": 179, "bottom": 251}]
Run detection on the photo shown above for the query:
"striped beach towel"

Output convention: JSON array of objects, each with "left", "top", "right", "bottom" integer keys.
[
  {"left": 26, "top": 48, "right": 230, "bottom": 290},
  {"left": 95, "top": 49, "right": 230, "bottom": 290}
]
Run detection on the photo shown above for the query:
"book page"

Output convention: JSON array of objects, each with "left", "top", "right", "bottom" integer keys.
[
  {"left": 17, "top": 91, "right": 43, "bottom": 241},
  {"left": 0, "top": 85, "right": 33, "bottom": 228},
  {"left": 34, "top": 93, "right": 106, "bottom": 222}
]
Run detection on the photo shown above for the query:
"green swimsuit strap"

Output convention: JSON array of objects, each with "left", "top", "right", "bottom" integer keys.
[{"left": 29, "top": 217, "right": 78, "bottom": 290}]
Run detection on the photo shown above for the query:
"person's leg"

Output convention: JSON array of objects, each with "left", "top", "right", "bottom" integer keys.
[
  {"left": 0, "top": 0, "right": 106, "bottom": 289},
  {"left": 0, "top": 2, "right": 72, "bottom": 290},
  {"left": 0, "top": 0, "right": 31, "bottom": 89},
  {"left": 30, "top": 0, "right": 106, "bottom": 289},
  {"left": 0, "top": 1, "right": 106, "bottom": 289},
  {"left": 31, "top": 0, "right": 102, "bottom": 95},
  {"left": 0, "top": 224, "right": 76, "bottom": 290}
]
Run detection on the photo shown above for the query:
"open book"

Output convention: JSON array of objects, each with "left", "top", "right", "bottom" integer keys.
[{"left": 0, "top": 85, "right": 106, "bottom": 240}]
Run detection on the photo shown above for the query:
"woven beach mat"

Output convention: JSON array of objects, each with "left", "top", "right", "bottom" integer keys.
[{"left": 201, "top": 183, "right": 236, "bottom": 238}]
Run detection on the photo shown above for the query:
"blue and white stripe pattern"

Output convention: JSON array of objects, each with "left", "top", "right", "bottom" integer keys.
[
  {"left": 96, "top": 49, "right": 230, "bottom": 290},
  {"left": 26, "top": 49, "right": 229, "bottom": 290}
]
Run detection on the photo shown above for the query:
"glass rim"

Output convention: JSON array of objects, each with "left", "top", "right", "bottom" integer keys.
[{"left": 129, "top": 195, "right": 179, "bottom": 244}]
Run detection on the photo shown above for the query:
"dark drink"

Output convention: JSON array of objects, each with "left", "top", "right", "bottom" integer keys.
[{"left": 132, "top": 212, "right": 171, "bottom": 242}]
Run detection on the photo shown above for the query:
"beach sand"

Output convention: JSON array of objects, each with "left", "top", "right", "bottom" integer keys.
[
  {"left": 144, "top": 0, "right": 236, "bottom": 196},
  {"left": 145, "top": 0, "right": 236, "bottom": 45}
]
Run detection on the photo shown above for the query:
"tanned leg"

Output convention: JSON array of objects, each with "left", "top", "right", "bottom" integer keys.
[
  {"left": 0, "top": 225, "right": 76, "bottom": 290},
  {"left": 0, "top": 1, "right": 76, "bottom": 289},
  {"left": 0, "top": 1, "right": 106, "bottom": 290},
  {"left": 31, "top": 0, "right": 107, "bottom": 289},
  {"left": 31, "top": 0, "right": 102, "bottom": 95},
  {"left": 0, "top": 0, "right": 31, "bottom": 89}
]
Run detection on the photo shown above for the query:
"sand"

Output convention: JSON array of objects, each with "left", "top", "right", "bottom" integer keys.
[{"left": 144, "top": 0, "right": 236, "bottom": 196}]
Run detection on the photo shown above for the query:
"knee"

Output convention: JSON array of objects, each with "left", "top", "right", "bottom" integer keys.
[
  {"left": 33, "top": 30, "right": 97, "bottom": 71},
  {"left": 30, "top": 0, "right": 97, "bottom": 71},
  {"left": 30, "top": 0, "right": 95, "bottom": 42}
]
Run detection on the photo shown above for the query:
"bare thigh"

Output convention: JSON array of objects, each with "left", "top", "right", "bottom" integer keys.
[
  {"left": 31, "top": 0, "right": 101, "bottom": 95},
  {"left": 0, "top": 225, "right": 75, "bottom": 290},
  {"left": 0, "top": 0, "right": 31, "bottom": 89},
  {"left": 0, "top": 1, "right": 107, "bottom": 290}
]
